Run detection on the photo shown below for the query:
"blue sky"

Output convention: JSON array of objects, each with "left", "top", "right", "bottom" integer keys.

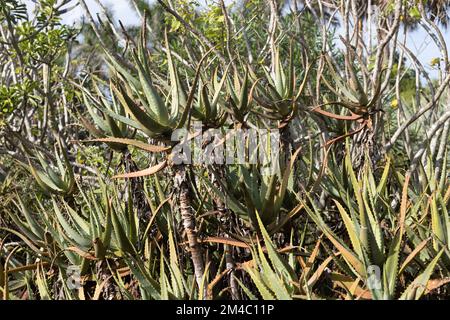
[{"left": 25, "top": 0, "right": 450, "bottom": 78}]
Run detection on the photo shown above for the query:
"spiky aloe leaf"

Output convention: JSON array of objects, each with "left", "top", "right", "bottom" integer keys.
[
  {"left": 333, "top": 200, "right": 363, "bottom": 258},
  {"left": 131, "top": 49, "right": 169, "bottom": 125},
  {"left": 376, "top": 156, "right": 391, "bottom": 195},
  {"left": 273, "top": 146, "right": 302, "bottom": 214},
  {"left": 125, "top": 254, "right": 161, "bottom": 300},
  {"left": 168, "top": 227, "right": 187, "bottom": 298},
  {"left": 102, "top": 194, "right": 113, "bottom": 249},
  {"left": 430, "top": 193, "right": 446, "bottom": 251},
  {"left": 103, "top": 50, "right": 141, "bottom": 89},
  {"left": 243, "top": 258, "right": 276, "bottom": 300},
  {"left": 238, "top": 68, "right": 249, "bottom": 112},
  {"left": 111, "top": 83, "right": 168, "bottom": 136},
  {"left": 63, "top": 202, "right": 90, "bottom": 237},
  {"left": 51, "top": 199, "right": 91, "bottom": 248},
  {"left": 82, "top": 92, "right": 111, "bottom": 134},
  {"left": 398, "top": 238, "right": 430, "bottom": 275},
  {"left": 234, "top": 275, "right": 258, "bottom": 300},
  {"left": 110, "top": 202, "right": 136, "bottom": 255},
  {"left": 302, "top": 197, "right": 365, "bottom": 277},
  {"left": 274, "top": 48, "right": 287, "bottom": 97},
  {"left": 256, "top": 210, "right": 297, "bottom": 282},
  {"left": 255, "top": 243, "right": 292, "bottom": 299},
  {"left": 87, "top": 137, "right": 170, "bottom": 153},
  {"left": 165, "top": 31, "right": 187, "bottom": 120},
  {"left": 112, "top": 160, "right": 167, "bottom": 179},
  {"left": 35, "top": 265, "right": 51, "bottom": 300},
  {"left": 382, "top": 174, "right": 411, "bottom": 299},
  {"left": 400, "top": 250, "right": 444, "bottom": 300},
  {"left": 0, "top": 227, "right": 42, "bottom": 255},
  {"left": 13, "top": 197, "right": 44, "bottom": 239}
]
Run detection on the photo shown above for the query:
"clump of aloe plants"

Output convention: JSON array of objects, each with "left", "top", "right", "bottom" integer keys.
[{"left": 1, "top": 0, "right": 450, "bottom": 300}]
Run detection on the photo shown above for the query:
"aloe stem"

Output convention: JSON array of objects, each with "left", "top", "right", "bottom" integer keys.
[
  {"left": 212, "top": 167, "right": 241, "bottom": 300},
  {"left": 225, "top": 243, "right": 240, "bottom": 300},
  {"left": 174, "top": 164, "right": 205, "bottom": 291}
]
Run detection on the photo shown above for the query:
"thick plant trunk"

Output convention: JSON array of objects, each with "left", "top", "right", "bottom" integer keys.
[
  {"left": 212, "top": 167, "right": 241, "bottom": 300},
  {"left": 224, "top": 244, "right": 240, "bottom": 300},
  {"left": 174, "top": 164, "right": 205, "bottom": 290},
  {"left": 280, "top": 123, "right": 293, "bottom": 170},
  {"left": 350, "top": 115, "right": 383, "bottom": 175}
]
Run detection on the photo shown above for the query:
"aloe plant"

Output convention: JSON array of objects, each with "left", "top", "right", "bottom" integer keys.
[
  {"left": 303, "top": 147, "right": 447, "bottom": 300},
  {"left": 203, "top": 147, "right": 302, "bottom": 236},
  {"left": 2, "top": 0, "right": 450, "bottom": 302},
  {"left": 240, "top": 213, "right": 297, "bottom": 299},
  {"left": 79, "top": 78, "right": 134, "bottom": 152},
  {"left": 23, "top": 139, "right": 75, "bottom": 196},
  {"left": 81, "top": 20, "right": 210, "bottom": 292},
  {"left": 191, "top": 67, "right": 229, "bottom": 127},
  {"left": 225, "top": 66, "right": 250, "bottom": 124},
  {"left": 251, "top": 45, "right": 310, "bottom": 122}
]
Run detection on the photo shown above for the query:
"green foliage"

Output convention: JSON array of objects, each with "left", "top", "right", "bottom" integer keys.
[{"left": 1, "top": 0, "right": 450, "bottom": 301}]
